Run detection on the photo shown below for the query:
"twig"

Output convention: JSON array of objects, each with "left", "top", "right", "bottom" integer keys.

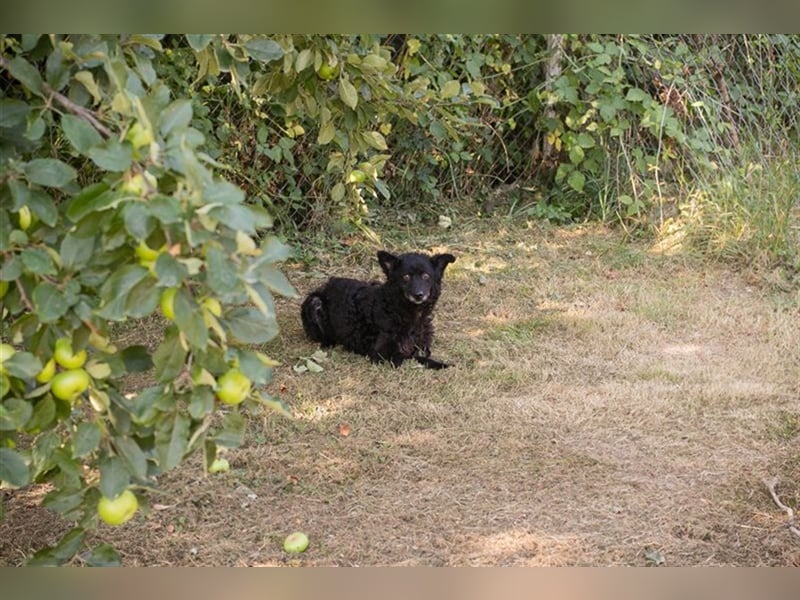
[
  {"left": 45, "top": 84, "right": 113, "bottom": 138},
  {"left": 764, "top": 476, "right": 800, "bottom": 539},
  {"left": 0, "top": 54, "right": 112, "bottom": 138}
]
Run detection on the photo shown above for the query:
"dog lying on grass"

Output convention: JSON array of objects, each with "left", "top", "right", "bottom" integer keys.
[{"left": 301, "top": 250, "right": 456, "bottom": 369}]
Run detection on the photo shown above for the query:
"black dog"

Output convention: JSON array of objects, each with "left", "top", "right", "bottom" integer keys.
[{"left": 301, "top": 250, "right": 456, "bottom": 369}]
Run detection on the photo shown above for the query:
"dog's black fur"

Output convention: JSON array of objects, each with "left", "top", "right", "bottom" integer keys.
[{"left": 301, "top": 250, "right": 456, "bottom": 369}]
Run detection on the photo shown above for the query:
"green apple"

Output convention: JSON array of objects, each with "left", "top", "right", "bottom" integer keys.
[
  {"left": 216, "top": 368, "right": 251, "bottom": 405},
  {"left": 97, "top": 489, "right": 139, "bottom": 526},
  {"left": 160, "top": 288, "right": 177, "bottom": 320},
  {"left": 36, "top": 357, "right": 56, "bottom": 383},
  {"left": 0, "top": 343, "right": 15, "bottom": 373},
  {"left": 135, "top": 240, "right": 160, "bottom": 263},
  {"left": 51, "top": 368, "right": 90, "bottom": 402},
  {"left": 283, "top": 531, "right": 309, "bottom": 553},
  {"left": 54, "top": 337, "right": 87, "bottom": 369},
  {"left": 18, "top": 205, "right": 32, "bottom": 230},
  {"left": 201, "top": 297, "right": 222, "bottom": 317},
  {"left": 208, "top": 457, "right": 230, "bottom": 473},
  {"left": 125, "top": 122, "right": 154, "bottom": 149},
  {"left": 317, "top": 63, "right": 338, "bottom": 80}
]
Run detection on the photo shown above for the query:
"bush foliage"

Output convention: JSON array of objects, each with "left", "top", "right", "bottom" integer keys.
[{"left": 1, "top": 33, "right": 798, "bottom": 564}]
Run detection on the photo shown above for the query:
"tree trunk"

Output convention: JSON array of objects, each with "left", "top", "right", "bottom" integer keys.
[{"left": 540, "top": 34, "right": 565, "bottom": 171}]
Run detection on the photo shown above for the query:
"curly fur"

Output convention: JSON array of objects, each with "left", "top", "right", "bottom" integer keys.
[{"left": 301, "top": 250, "right": 456, "bottom": 369}]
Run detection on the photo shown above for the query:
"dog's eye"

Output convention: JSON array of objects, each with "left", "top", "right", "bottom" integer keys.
[
  {"left": 402, "top": 274, "right": 411, "bottom": 281},
  {"left": 421, "top": 273, "right": 430, "bottom": 280}
]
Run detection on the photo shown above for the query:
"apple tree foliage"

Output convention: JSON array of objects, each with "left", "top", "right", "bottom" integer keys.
[{"left": 0, "top": 34, "right": 303, "bottom": 565}]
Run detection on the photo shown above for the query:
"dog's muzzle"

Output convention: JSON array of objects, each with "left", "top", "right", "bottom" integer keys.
[{"left": 406, "top": 292, "right": 429, "bottom": 304}]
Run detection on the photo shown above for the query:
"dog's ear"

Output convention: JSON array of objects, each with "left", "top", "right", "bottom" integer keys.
[
  {"left": 432, "top": 253, "right": 456, "bottom": 275},
  {"left": 377, "top": 251, "right": 399, "bottom": 276}
]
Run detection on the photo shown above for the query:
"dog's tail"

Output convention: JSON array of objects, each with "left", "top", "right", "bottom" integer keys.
[{"left": 300, "top": 292, "right": 329, "bottom": 344}]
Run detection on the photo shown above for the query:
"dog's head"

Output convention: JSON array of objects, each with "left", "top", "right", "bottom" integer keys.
[{"left": 377, "top": 250, "right": 456, "bottom": 305}]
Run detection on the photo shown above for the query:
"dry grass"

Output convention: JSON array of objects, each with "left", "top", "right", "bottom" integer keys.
[{"left": 2, "top": 220, "right": 799, "bottom": 566}]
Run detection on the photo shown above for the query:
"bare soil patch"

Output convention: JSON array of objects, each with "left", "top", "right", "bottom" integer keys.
[{"left": 2, "top": 221, "right": 798, "bottom": 566}]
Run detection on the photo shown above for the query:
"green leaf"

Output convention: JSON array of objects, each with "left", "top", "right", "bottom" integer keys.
[
  {"left": 7, "top": 57, "right": 44, "bottom": 96},
  {"left": 0, "top": 398, "right": 33, "bottom": 431},
  {"left": 24, "top": 158, "right": 77, "bottom": 188},
  {"left": 213, "top": 412, "right": 246, "bottom": 448},
  {"left": 205, "top": 246, "right": 240, "bottom": 298},
  {"left": 576, "top": 132, "right": 596, "bottom": 148},
  {"left": 0, "top": 99, "right": 31, "bottom": 127},
  {"left": 120, "top": 345, "right": 153, "bottom": 373},
  {"left": 20, "top": 248, "right": 57, "bottom": 275},
  {"left": 65, "top": 182, "right": 111, "bottom": 222},
  {"left": 0, "top": 447, "right": 30, "bottom": 486},
  {"left": 27, "top": 528, "right": 86, "bottom": 566},
  {"left": 4, "top": 351, "right": 43, "bottom": 379},
  {"left": 259, "top": 237, "right": 293, "bottom": 263},
  {"left": 186, "top": 34, "right": 214, "bottom": 51},
  {"left": 115, "top": 436, "right": 148, "bottom": 480},
  {"left": 225, "top": 307, "right": 279, "bottom": 344},
  {"left": 155, "top": 252, "right": 188, "bottom": 287},
  {"left": 99, "top": 455, "right": 130, "bottom": 500},
  {"left": 243, "top": 38, "right": 283, "bottom": 63},
  {"left": 97, "top": 265, "right": 149, "bottom": 321},
  {"left": 257, "top": 393, "right": 293, "bottom": 419},
  {"left": 173, "top": 288, "right": 208, "bottom": 349},
  {"left": 203, "top": 180, "right": 245, "bottom": 205},
  {"left": 73, "top": 422, "right": 102, "bottom": 458},
  {"left": 25, "top": 396, "right": 56, "bottom": 433},
  {"left": 60, "top": 233, "right": 96, "bottom": 270},
  {"left": 569, "top": 145, "right": 585, "bottom": 165},
  {"left": 155, "top": 412, "right": 190, "bottom": 471},
  {"left": 61, "top": 114, "right": 103, "bottom": 155},
  {"left": 147, "top": 195, "right": 183, "bottom": 224},
  {"left": 188, "top": 386, "right": 215, "bottom": 420},
  {"left": 160, "top": 99, "right": 193, "bottom": 136},
  {"left": 122, "top": 202, "right": 154, "bottom": 239},
  {"left": 32, "top": 282, "right": 69, "bottom": 323},
  {"left": 318, "top": 120, "right": 335, "bottom": 145},
  {"left": 626, "top": 87, "right": 651, "bottom": 103},
  {"left": 122, "top": 275, "right": 160, "bottom": 318},
  {"left": 27, "top": 188, "right": 58, "bottom": 226},
  {"left": 41, "top": 487, "right": 85, "bottom": 519},
  {"left": 84, "top": 543, "right": 121, "bottom": 567},
  {"left": 153, "top": 329, "right": 187, "bottom": 383},
  {"left": 339, "top": 79, "right": 358, "bottom": 110},
  {"left": 258, "top": 266, "right": 298, "bottom": 298},
  {"left": 440, "top": 79, "right": 461, "bottom": 99},
  {"left": 567, "top": 169, "right": 586, "bottom": 193},
  {"left": 363, "top": 131, "right": 388, "bottom": 151},
  {"left": 88, "top": 138, "right": 134, "bottom": 172},
  {"left": 294, "top": 48, "right": 314, "bottom": 72}
]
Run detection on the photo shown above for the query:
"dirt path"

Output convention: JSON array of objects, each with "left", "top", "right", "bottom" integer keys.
[{"left": 2, "top": 223, "right": 798, "bottom": 566}]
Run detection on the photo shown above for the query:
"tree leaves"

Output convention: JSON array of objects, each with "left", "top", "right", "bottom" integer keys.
[
  {"left": 339, "top": 79, "right": 358, "bottom": 110},
  {"left": 23, "top": 158, "right": 77, "bottom": 188},
  {"left": 0, "top": 447, "right": 31, "bottom": 486},
  {"left": 243, "top": 38, "right": 283, "bottom": 63},
  {"left": 61, "top": 114, "right": 103, "bottom": 154}
]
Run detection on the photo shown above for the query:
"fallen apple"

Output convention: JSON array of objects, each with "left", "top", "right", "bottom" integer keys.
[
  {"left": 216, "top": 368, "right": 251, "bottom": 405},
  {"left": 208, "top": 457, "right": 230, "bottom": 473},
  {"left": 283, "top": 531, "right": 309, "bottom": 554},
  {"left": 51, "top": 368, "right": 90, "bottom": 402},
  {"left": 97, "top": 489, "right": 139, "bottom": 526},
  {"left": 54, "top": 337, "right": 87, "bottom": 369}
]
